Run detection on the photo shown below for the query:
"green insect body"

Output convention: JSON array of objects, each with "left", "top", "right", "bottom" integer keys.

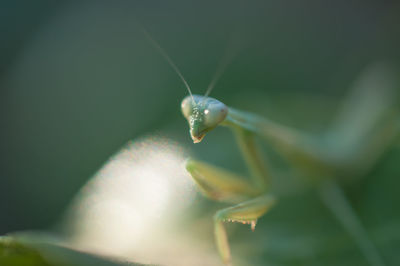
[
  {"left": 142, "top": 27, "right": 400, "bottom": 266},
  {"left": 181, "top": 93, "right": 399, "bottom": 266}
]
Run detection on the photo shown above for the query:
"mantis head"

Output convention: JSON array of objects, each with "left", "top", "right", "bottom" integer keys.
[
  {"left": 181, "top": 95, "right": 228, "bottom": 143},
  {"left": 142, "top": 27, "right": 232, "bottom": 144}
]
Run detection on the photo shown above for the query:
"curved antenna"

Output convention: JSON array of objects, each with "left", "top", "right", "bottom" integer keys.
[
  {"left": 203, "top": 32, "right": 241, "bottom": 99},
  {"left": 141, "top": 27, "right": 195, "bottom": 104}
]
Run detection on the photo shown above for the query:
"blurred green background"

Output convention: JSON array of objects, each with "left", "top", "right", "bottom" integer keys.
[{"left": 1, "top": 1, "right": 400, "bottom": 265}]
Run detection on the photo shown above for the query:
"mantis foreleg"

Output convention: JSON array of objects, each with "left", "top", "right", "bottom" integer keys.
[
  {"left": 186, "top": 126, "right": 277, "bottom": 264},
  {"left": 214, "top": 195, "right": 275, "bottom": 265}
]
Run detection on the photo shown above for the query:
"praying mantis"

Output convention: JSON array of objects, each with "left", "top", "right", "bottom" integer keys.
[{"left": 143, "top": 29, "right": 400, "bottom": 266}]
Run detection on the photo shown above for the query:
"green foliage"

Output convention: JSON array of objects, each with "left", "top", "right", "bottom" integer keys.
[
  {"left": 0, "top": 234, "right": 151, "bottom": 266},
  {"left": 0, "top": 236, "right": 50, "bottom": 266}
]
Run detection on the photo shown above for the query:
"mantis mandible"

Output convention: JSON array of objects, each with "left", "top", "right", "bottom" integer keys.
[{"left": 143, "top": 28, "right": 400, "bottom": 266}]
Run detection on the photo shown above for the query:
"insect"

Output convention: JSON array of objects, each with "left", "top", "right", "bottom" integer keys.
[{"left": 143, "top": 28, "right": 400, "bottom": 266}]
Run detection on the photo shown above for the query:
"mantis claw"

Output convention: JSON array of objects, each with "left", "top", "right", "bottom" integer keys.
[{"left": 214, "top": 195, "right": 276, "bottom": 265}]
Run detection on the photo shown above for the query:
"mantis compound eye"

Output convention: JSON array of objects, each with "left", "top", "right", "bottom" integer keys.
[
  {"left": 180, "top": 95, "right": 195, "bottom": 120},
  {"left": 202, "top": 98, "right": 228, "bottom": 128},
  {"left": 181, "top": 95, "right": 228, "bottom": 143}
]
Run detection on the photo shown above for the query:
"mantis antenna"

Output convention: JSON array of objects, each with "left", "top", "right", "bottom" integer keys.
[
  {"left": 203, "top": 32, "right": 241, "bottom": 98},
  {"left": 141, "top": 27, "right": 195, "bottom": 104}
]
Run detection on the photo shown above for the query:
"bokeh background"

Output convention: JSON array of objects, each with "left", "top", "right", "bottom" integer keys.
[{"left": 1, "top": 1, "right": 400, "bottom": 265}]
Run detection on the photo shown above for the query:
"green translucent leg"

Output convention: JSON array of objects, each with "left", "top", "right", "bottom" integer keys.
[
  {"left": 186, "top": 159, "right": 276, "bottom": 265},
  {"left": 186, "top": 118, "right": 276, "bottom": 265},
  {"left": 344, "top": 111, "right": 400, "bottom": 174},
  {"left": 233, "top": 128, "right": 269, "bottom": 189},
  {"left": 186, "top": 159, "right": 262, "bottom": 203},
  {"left": 214, "top": 195, "right": 276, "bottom": 265}
]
